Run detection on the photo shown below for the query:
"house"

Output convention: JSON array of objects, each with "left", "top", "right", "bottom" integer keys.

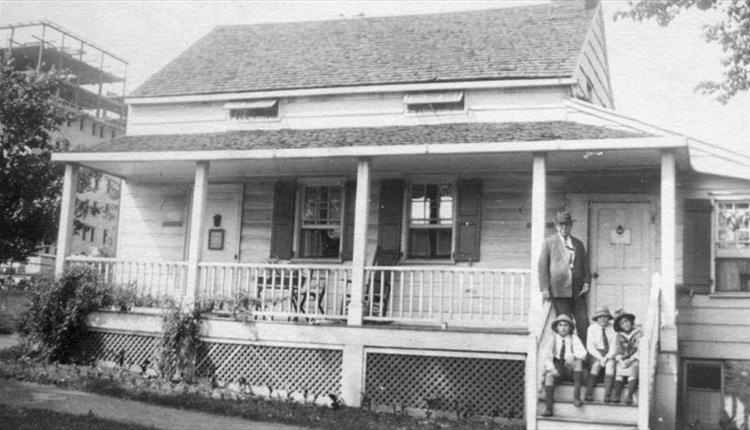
[
  {"left": 0, "top": 21, "right": 127, "bottom": 264},
  {"left": 51, "top": 2, "right": 750, "bottom": 429}
]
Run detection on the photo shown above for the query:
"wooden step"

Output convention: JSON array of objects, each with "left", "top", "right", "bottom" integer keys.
[
  {"left": 554, "top": 382, "right": 639, "bottom": 405},
  {"left": 537, "top": 400, "right": 638, "bottom": 423},
  {"left": 537, "top": 416, "right": 637, "bottom": 430}
]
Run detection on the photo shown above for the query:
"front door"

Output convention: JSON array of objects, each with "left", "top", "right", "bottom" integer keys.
[
  {"left": 590, "top": 202, "right": 652, "bottom": 319},
  {"left": 201, "top": 184, "right": 243, "bottom": 262}
]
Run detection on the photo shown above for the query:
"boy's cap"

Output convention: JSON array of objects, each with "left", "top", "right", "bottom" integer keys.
[
  {"left": 613, "top": 309, "right": 636, "bottom": 332},
  {"left": 551, "top": 314, "right": 575, "bottom": 333},
  {"left": 591, "top": 306, "right": 613, "bottom": 321}
]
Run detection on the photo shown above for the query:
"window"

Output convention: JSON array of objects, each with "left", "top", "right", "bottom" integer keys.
[
  {"left": 223, "top": 100, "right": 278, "bottom": 120},
  {"left": 407, "top": 183, "right": 454, "bottom": 259},
  {"left": 298, "top": 184, "right": 344, "bottom": 258},
  {"left": 715, "top": 200, "right": 750, "bottom": 292},
  {"left": 404, "top": 91, "right": 464, "bottom": 114}
]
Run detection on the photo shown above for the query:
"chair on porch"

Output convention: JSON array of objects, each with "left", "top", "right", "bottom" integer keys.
[{"left": 363, "top": 247, "right": 400, "bottom": 317}]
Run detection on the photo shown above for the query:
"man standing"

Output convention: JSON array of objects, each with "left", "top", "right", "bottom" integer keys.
[{"left": 538, "top": 211, "right": 592, "bottom": 343}]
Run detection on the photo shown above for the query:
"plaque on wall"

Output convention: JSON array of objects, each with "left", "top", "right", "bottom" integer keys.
[{"left": 208, "top": 228, "right": 225, "bottom": 250}]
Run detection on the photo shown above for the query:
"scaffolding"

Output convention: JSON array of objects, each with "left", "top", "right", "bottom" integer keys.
[{"left": 0, "top": 21, "right": 128, "bottom": 131}]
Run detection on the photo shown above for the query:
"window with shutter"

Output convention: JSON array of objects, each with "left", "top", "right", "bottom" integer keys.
[{"left": 715, "top": 199, "right": 750, "bottom": 292}]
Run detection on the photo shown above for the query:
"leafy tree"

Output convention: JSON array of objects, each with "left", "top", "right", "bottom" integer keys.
[
  {"left": 0, "top": 55, "right": 67, "bottom": 262},
  {"left": 617, "top": 0, "right": 749, "bottom": 103}
]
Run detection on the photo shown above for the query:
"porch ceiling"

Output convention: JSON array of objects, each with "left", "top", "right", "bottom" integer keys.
[{"left": 76, "top": 147, "right": 689, "bottom": 182}]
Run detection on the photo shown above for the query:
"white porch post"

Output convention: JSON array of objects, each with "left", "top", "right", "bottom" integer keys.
[
  {"left": 526, "top": 152, "right": 546, "bottom": 430},
  {"left": 660, "top": 150, "right": 676, "bottom": 328},
  {"left": 347, "top": 157, "right": 371, "bottom": 326},
  {"left": 185, "top": 161, "right": 209, "bottom": 307},
  {"left": 54, "top": 163, "right": 78, "bottom": 278}
]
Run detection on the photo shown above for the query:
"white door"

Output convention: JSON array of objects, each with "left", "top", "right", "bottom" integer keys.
[
  {"left": 590, "top": 202, "right": 652, "bottom": 319},
  {"left": 201, "top": 184, "right": 243, "bottom": 262}
]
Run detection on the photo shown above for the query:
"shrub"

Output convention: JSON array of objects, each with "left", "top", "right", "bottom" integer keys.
[
  {"left": 17, "top": 266, "right": 111, "bottom": 362},
  {"left": 160, "top": 302, "right": 201, "bottom": 383}
]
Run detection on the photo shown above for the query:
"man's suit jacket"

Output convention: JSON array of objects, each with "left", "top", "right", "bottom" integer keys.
[{"left": 538, "top": 234, "right": 591, "bottom": 298}]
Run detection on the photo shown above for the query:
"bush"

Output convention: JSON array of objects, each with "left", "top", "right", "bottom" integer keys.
[
  {"left": 17, "top": 266, "right": 112, "bottom": 362},
  {"left": 160, "top": 302, "right": 201, "bottom": 383}
]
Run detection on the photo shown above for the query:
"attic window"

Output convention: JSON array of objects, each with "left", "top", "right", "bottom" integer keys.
[
  {"left": 404, "top": 91, "right": 464, "bottom": 113},
  {"left": 223, "top": 100, "right": 278, "bottom": 120}
]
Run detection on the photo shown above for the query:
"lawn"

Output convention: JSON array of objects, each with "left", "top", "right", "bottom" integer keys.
[
  {"left": 0, "top": 404, "right": 158, "bottom": 430},
  {"left": 0, "top": 289, "right": 30, "bottom": 334}
]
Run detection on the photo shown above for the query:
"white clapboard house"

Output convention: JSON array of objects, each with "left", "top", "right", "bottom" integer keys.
[{"left": 52, "top": 2, "right": 750, "bottom": 429}]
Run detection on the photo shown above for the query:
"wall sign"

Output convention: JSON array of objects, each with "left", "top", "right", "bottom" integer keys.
[{"left": 208, "top": 228, "right": 225, "bottom": 250}]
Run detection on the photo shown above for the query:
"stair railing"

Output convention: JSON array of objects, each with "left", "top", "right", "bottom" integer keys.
[
  {"left": 638, "top": 273, "right": 662, "bottom": 430},
  {"left": 525, "top": 300, "right": 553, "bottom": 430}
]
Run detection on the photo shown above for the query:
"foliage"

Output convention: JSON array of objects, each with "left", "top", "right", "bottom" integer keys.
[
  {"left": 197, "top": 291, "right": 258, "bottom": 319},
  {"left": 160, "top": 302, "right": 201, "bottom": 382},
  {"left": 0, "top": 55, "right": 68, "bottom": 261},
  {"left": 16, "top": 266, "right": 112, "bottom": 362},
  {"left": 616, "top": 0, "right": 750, "bottom": 103}
]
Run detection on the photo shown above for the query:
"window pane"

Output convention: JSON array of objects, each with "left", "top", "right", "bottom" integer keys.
[
  {"left": 302, "top": 185, "right": 342, "bottom": 226},
  {"left": 686, "top": 363, "right": 721, "bottom": 391},
  {"left": 299, "top": 228, "right": 340, "bottom": 258}
]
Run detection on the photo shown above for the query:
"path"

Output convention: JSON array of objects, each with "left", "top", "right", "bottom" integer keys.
[{"left": 0, "top": 379, "right": 312, "bottom": 430}]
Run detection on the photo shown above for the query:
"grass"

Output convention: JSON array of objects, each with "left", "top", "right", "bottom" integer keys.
[
  {"left": 0, "top": 404, "right": 158, "bottom": 430},
  {"left": 0, "top": 289, "right": 30, "bottom": 334}
]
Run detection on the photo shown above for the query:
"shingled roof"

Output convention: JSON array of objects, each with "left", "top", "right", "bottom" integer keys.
[
  {"left": 132, "top": 2, "right": 596, "bottom": 98},
  {"left": 71, "top": 122, "right": 646, "bottom": 153}
]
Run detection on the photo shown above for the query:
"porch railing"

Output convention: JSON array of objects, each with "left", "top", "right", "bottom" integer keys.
[
  {"left": 66, "top": 256, "right": 188, "bottom": 304},
  {"left": 197, "top": 262, "right": 352, "bottom": 320},
  {"left": 638, "top": 274, "right": 662, "bottom": 430},
  {"left": 362, "top": 266, "right": 530, "bottom": 327}
]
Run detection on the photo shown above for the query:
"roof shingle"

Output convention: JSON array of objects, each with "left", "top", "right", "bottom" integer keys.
[
  {"left": 73, "top": 122, "right": 646, "bottom": 154},
  {"left": 132, "top": 2, "right": 595, "bottom": 98}
]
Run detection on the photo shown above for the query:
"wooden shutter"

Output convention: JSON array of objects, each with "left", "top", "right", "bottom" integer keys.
[
  {"left": 377, "top": 179, "right": 404, "bottom": 254},
  {"left": 683, "top": 199, "right": 712, "bottom": 294},
  {"left": 453, "top": 179, "right": 482, "bottom": 262},
  {"left": 340, "top": 180, "right": 357, "bottom": 260},
  {"left": 269, "top": 181, "right": 296, "bottom": 260}
]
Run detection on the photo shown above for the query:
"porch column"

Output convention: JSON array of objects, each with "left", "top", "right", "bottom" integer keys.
[
  {"left": 185, "top": 161, "right": 209, "bottom": 307},
  {"left": 529, "top": 153, "right": 547, "bottom": 328},
  {"left": 54, "top": 163, "right": 78, "bottom": 278},
  {"left": 347, "top": 158, "right": 371, "bottom": 326},
  {"left": 526, "top": 152, "right": 546, "bottom": 430}
]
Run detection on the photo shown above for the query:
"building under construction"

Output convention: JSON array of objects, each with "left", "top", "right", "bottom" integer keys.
[{"left": 0, "top": 21, "right": 127, "bottom": 278}]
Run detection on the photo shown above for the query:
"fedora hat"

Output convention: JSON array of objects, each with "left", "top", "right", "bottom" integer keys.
[
  {"left": 613, "top": 309, "right": 636, "bottom": 332},
  {"left": 550, "top": 314, "right": 575, "bottom": 333},
  {"left": 591, "top": 306, "right": 613, "bottom": 321},
  {"left": 553, "top": 211, "right": 574, "bottom": 224}
]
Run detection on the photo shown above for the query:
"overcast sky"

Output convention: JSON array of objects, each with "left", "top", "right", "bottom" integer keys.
[{"left": 1, "top": 0, "right": 748, "bottom": 156}]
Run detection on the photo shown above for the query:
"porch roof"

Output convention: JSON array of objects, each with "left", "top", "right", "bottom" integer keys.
[{"left": 67, "top": 121, "right": 647, "bottom": 154}]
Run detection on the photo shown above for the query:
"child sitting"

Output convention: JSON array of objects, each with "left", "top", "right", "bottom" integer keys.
[
  {"left": 542, "top": 314, "right": 587, "bottom": 416},
  {"left": 612, "top": 309, "right": 642, "bottom": 404},
  {"left": 585, "top": 306, "right": 616, "bottom": 402}
]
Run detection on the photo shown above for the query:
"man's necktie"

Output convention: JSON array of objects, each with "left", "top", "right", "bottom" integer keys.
[
  {"left": 602, "top": 327, "right": 609, "bottom": 354},
  {"left": 559, "top": 338, "right": 566, "bottom": 361}
]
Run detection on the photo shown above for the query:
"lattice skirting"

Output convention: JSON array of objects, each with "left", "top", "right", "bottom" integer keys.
[
  {"left": 78, "top": 330, "right": 161, "bottom": 367},
  {"left": 77, "top": 330, "right": 342, "bottom": 397},
  {"left": 196, "top": 342, "right": 342, "bottom": 396},
  {"left": 365, "top": 352, "right": 524, "bottom": 418}
]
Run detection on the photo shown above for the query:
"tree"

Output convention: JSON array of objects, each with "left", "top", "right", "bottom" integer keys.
[
  {"left": 0, "top": 55, "right": 67, "bottom": 262},
  {"left": 617, "top": 0, "right": 750, "bottom": 103}
]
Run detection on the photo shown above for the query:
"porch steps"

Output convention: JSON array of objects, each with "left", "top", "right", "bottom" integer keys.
[{"left": 537, "top": 382, "right": 638, "bottom": 429}]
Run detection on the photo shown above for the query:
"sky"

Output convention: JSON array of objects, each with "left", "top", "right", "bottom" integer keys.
[{"left": 1, "top": 0, "right": 748, "bottom": 156}]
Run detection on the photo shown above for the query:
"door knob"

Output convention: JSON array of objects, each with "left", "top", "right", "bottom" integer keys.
[{"left": 592, "top": 272, "right": 599, "bottom": 279}]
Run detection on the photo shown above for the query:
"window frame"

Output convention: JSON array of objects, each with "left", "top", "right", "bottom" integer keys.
[
  {"left": 403, "top": 91, "right": 466, "bottom": 116},
  {"left": 712, "top": 196, "right": 750, "bottom": 293},
  {"left": 293, "top": 178, "right": 347, "bottom": 261},
  {"left": 223, "top": 99, "right": 280, "bottom": 122},
  {"left": 402, "top": 177, "right": 457, "bottom": 262}
]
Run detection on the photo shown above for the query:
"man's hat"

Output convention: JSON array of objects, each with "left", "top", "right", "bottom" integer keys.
[
  {"left": 591, "top": 306, "right": 613, "bottom": 321},
  {"left": 551, "top": 314, "right": 575, "bottom": 333},
  {"left": 553, "top": 211, "right": 574, "bottom": 224},
  {"left": 613, "top": 309, "right": 636, "bottom": 332}
]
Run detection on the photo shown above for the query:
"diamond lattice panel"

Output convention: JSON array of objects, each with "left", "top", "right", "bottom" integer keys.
[
  {"left": 365, "top": 353, "right": 524, "bottom": 418},
  {"left": 78, "top": 330, "right": 161, "bottom": 366},
  {"left": 196, "top": 342, "right": 342, "bottom": 396}
]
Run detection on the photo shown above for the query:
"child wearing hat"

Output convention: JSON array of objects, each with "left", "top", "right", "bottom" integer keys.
[
  {"left": 585, "top": 306, "right": 616, "bottom": 402},
  {"left": 612, "top": 309, "right": 642, "bottom": 404},
  {"left": 541, "top": 314, "right": 587, "bottom": 416}
]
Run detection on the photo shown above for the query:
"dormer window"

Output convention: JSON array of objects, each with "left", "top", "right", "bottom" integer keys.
[
  {"left": 223, "top": 100, "right": 279, "bottom": 120},
  {"left": 403, "top": 91, "right": 464, "bottom": 114}
]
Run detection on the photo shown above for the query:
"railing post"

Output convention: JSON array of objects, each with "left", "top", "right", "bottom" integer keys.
[
  {"left": 526, "top": 152, "right": 546, "bottom": 430},
  {"left": 185, "top": 161, "right": 209, "bottom": 308},
  {"left": 55, "top": 164, "right": 78, "bottom": 278},
  {"left": 347, "top": 158, "right": 371, "bottom": 326}
]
